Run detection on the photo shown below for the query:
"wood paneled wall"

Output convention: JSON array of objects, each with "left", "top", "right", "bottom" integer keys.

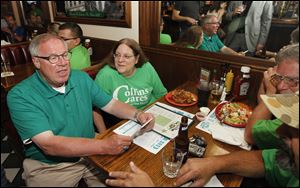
[
  {"left": 85, "top": 37, "right": 117, "bottom": 64},
  {"left": 88, "top": 36, "right": 270, "bottom": 105},
  {"left": 142, "top": 46, "right": 272, "bottom": 104}
]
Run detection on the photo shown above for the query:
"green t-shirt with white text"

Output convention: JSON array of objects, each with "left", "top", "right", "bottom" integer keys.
[{"left": 95, "top": 62, "right": 167, "bottom": 110}]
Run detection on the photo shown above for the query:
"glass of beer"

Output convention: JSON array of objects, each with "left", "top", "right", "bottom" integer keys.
[{"left": 208, "top": 83, "right": 222, "bottom": 109}]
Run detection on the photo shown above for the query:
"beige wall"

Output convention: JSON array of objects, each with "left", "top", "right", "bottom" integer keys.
[{"left": 48, "top": 1, "right": 139, "bottom": 42}]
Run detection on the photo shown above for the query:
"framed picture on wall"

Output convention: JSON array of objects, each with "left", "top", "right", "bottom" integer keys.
[{"left": 52, "top": 1, "right": 132, "bottom": 28}]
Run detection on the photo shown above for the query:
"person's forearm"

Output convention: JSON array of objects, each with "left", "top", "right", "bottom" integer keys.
[
  {"left": 38, "top": 136, "right": 109, "bottom": 157},
  {"left": 244, "top": 102, "right": 272, "bottom": 144},
  {"left": 172, "top": 14, "right": 188, "bottom": 22},
  {"left": 103, "top": 99, "right": 137, "bottom": 121},
  {"left": 221, "top": 47, "right": 239, "bottom": 55},
  {"left": 213, "top": 150, "right": 265, "bottom": 177}
]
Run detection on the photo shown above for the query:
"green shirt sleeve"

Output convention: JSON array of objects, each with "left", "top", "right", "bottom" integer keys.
[
  {"left": 70, "top": 44, "right": 91, "bottom": 70},
  {"left": 252, "top": 119, "right": 283, "bottom": 149}
]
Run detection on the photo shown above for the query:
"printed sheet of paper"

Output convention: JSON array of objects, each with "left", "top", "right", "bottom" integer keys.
[
  {"left": 144, "top": 102, "right": 194, "bottom": 139},
  {"left": 113, "top": 102, "right": 194, "bottom": 154},
  {"left": 113, "top": 121, "right": 170, "bottom": 154}
]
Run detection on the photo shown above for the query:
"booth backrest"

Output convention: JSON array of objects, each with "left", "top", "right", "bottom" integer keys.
[{"left": 1, "top": 41, "right": 31, "bottom": 65}]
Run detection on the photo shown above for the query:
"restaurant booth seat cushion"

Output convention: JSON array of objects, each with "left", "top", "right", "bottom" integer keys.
[{"left": 1, "top": 42, "right": 32, "bottom": 65}]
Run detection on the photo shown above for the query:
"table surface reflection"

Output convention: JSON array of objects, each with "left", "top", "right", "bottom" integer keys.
[{"left": 88, "top": 81, "right": 248, "bottom": 187}]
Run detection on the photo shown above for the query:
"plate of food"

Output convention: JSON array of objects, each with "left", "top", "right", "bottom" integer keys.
[
  {"left": 215, "top": 102, "right": 252, "bottom": 128},
  {"left": 165, "top": 89, "right": 198, "bottom": 107}
]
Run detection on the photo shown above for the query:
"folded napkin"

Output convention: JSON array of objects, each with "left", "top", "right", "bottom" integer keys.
[
  {"left": 196, "top": 108, "right": 251, "bottom": 150},
  {"left": 1, "top": 71, "right": 14, "bottom": 78}
]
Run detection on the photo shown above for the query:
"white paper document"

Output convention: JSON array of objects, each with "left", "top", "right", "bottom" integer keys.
[
  {"left": 144, "top": 102, "right": 194, "bottom": 139},
  {"left": 113, "top": 102, "right": 195, "bottom": 154},
  {"left": 196, "top": 108, "right": 251, "bottom": 150},
  {"left": 113, "top": 119, "right": 170, "bottom": 154}
]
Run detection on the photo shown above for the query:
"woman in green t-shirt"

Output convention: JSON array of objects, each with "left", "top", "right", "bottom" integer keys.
[{"left": 93, "top": 38, "right": 167, "bottom": 131}]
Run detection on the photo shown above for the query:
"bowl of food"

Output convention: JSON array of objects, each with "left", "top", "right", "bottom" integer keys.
[{"left": 215, "top": 102, "right": 252, "bottom": 128}]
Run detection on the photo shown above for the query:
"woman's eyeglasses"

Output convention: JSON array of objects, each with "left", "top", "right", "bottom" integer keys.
[{"left": 113, "top": 53, "right": 135, "bottom": 60}]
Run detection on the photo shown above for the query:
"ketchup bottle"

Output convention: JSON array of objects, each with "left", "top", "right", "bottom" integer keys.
[{"left": 232, "top": 66, "right": 251, "bottom": 100}]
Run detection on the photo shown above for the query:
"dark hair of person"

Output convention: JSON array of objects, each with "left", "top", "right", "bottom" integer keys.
[
  {"left": 175, "top": 26, "right": 203, "bottom": 48},
  {"left": 207, "top": 1, "right": 228, "bottom": 13},
  {"left": 103, "top": 38, "right": 148, "bottom": 69},
  {"left": 58, "top": 22, "right": 83, "bottom": 38}
]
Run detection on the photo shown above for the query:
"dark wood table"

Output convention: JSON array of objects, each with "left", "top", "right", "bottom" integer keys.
[
  {"left": 88, "top": 81, "right": 245, "bottom": 187},
  {"left": 1, "top": 63, "right": 35, "bottom": 92}
]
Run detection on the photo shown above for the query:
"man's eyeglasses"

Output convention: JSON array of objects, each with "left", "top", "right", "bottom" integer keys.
[
  {"left": 270, "top": 74, "right": 299, "bottom": 87},
  {"left": 206, "top": 22, "right": 220, "bottom": 25},
  {"left": 61, "top": 37, "right": 78, "bottom": 41},
  {"left": 35, "top": 52, "right": 72, "bottom": 65},
  {"left": 113, "top": 53, "right": 135, "bottom": 60}
]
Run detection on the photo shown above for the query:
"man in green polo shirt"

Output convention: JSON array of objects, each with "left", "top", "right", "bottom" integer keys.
[
  {"left": 7, "top": 34, "right": 154, "bottom": 186},
  {"left": 199, "top": 15, "right": 240, "bottom": 56},
  {"left": 58, "top": 22, "right": 91, "bottom": 70}
]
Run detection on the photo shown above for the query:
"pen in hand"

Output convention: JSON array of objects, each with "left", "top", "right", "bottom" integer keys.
[{"left": 132, "top": 117, "right": 153, "bottom": 139}]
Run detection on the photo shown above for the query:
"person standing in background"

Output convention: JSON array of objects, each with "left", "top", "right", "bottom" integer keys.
[
  {"left": 58, "top": 22, "right": 91, "bottom": 70},
  {"left": 223, "top": 1, "right": 273, "bottom": 56},
  {"left": 172, "top": 1, "right": 203, "bottom": 35}
]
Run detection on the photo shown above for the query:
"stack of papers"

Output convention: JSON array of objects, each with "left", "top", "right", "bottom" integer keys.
[{"left": 196, "top": 108, "right": 251, "bottom": 150}]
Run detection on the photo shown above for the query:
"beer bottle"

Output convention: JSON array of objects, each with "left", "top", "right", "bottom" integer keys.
[{"left": 175, "top": 116, "right": 189, "bottom": 164}]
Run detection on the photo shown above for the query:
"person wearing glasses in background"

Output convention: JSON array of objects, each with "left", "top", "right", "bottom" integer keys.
[
  {"left": 6, "top": 34, "right": 154, "bottom": 186},
  {"left": 93, "top": 38, "right": 167, "bottom": 131},
  {"left": 245, "top": 43, "right": 299, "bottom": 147},
  {"left": 199, "top": 15, "right": 241, "bottom": 56},
  {"left": 58, "top": 22, "right": 91, "bottom": 69}
]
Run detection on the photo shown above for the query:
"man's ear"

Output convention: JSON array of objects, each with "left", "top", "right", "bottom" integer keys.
[
  {"left": 74, "top": 38, "right": 81, "bottom": 46},
  {"left": 32, "top": 57, "right": 40, "bottom": 69}
]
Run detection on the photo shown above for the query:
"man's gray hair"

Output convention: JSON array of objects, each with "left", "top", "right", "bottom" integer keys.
[
  {"left": 29, "top": 33, "right": 67, "bottom": 56},
  {"left": 276, "top": 43, "right": 299, "bottom": 65},
  {"left": 201, "top": 15, "right": 217, "bottom": 26}
]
